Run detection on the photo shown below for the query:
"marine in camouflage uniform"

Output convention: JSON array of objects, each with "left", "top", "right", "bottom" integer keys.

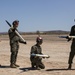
[
  {"left": 8, "top": 20, "right": 27, "bottom": 68},
  {"left": 68, "top": 25, "right": 75, "bottom": 69},
  {"left": 30, "top": 36, "right": 45, "bottom": 70}
]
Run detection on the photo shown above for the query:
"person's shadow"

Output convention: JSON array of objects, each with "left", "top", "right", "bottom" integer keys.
[
  {"left": 19, "top": 67, "right": 39, "bottom": 73},
  {"left": 19, "top": 67, "right": 75, "bottom": 74},
  {"left": 46, "top": 68, "right": 75, "bottom": 71},
  {"left": 0, "top": 65, "right": 10, "bottom": 68}
]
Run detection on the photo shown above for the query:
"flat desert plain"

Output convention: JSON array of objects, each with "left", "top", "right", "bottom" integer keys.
[{"left": 0, "top": 34, "right": 75, "bottom": 75}]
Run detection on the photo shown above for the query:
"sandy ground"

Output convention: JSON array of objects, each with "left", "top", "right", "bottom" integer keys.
[{"left": 0, "top": 34, "right": 75, "bottom": 75}]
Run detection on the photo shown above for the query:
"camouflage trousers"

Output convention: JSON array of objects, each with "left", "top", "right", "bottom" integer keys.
[
  {"left": 10, "top": 44, "right": 19, "bottom": 64},
  {"left": 68, "top": 44, "right": 75, "bottom": 64},
  {"left": 30, "top": 57, "right": 45, "bottom": 69}
]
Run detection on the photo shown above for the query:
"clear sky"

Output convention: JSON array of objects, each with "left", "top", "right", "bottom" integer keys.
[{"left": 0, "top": 0, "right": 75, "bottom": 32}]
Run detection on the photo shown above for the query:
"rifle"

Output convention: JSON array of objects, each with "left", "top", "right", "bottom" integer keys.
[
  {"left": 59, "top": 35, "right": 75, "bottom": 41},
  {"left": 5, "top": 20, "right": 26, "bottom": 42},
  {"left": 59, "top": 36, "right": 75, "bottom": 39},
  {"left": 31, "top": 54, "right": 50, "bottom": 58}
]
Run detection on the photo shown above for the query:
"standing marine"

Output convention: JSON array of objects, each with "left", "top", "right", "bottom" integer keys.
[
  {"left": 68, "top": 24, "right": 75, "bottom": 69},
  {"left": 30, "top": 36, "right": 45, "bottom": 70},
  {"left": 8, "top": 20, "right": 27, "bottom": 68}
]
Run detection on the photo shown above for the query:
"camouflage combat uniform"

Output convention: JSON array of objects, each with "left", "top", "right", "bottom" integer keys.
[
  {"left": 8, "top": 28, "right": 25, "bottom": 65},
  {"left": 68, "top": 25, "right": 75, "bottom": 65},
  {"left": 30, "top": 44, "right": 45, "bottom": 69}
]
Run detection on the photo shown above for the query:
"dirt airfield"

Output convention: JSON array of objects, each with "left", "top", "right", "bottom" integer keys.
[{"left": 0, "top": 34, "right": 75, "bottom": 75}]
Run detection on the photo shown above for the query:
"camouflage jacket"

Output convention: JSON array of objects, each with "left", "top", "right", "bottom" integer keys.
[
  {"left": 30, "top": 44, "right": 42, "bottom": 54},
  {"left": 30, "top": 44, "right": 43, "bottom": 61},
  {"left": 69, "top": 25, "right": 75, "bottom": 43},
  {"left": 8, "top": 28, "right": 24, "bottom": 45}
]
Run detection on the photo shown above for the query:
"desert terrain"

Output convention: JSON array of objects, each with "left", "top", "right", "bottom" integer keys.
[{"left": 0, "top": 34, "right": 75, "bottom": 75}]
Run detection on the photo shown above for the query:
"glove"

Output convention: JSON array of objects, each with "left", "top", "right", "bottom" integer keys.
[
  {"left": 66, "top": 36, "right": 71, "bottom": 42},
  {"left": 66, "top": 36, "right": 69, "bottom": 39},
  {"left": 12, "top": 29, "right": 16, "bottom": 32},
  {"left": 10, "top": 27, "right": 16, "bottom": 32},
  {"left": 42, "top": 57, "right": 45, "bottom": 59},
  {"left": 24, "top": 41, "right": 27, "bottom": 44},
  {"left": 67, "top": 38, "right": 71, "bottom": 42}
]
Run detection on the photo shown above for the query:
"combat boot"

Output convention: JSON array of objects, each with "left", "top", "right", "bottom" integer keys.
[
  {"left": 36, "top": 67, "right": 41, "bottom": 70},
  {"left": 36, "top": 65, "right": 41, "bottom": 70},
  {"left": 10, "top": 64, "right": 17, "bottom": 68},
  {"left": 68, "top": 64, "right": 72, "bottom": 70},
  {"left": 14, "top": 64, "right": 20, "bottom": 67}
]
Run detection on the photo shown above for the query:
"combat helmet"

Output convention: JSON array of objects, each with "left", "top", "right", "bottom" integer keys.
[
  {"left": 12, "top": 20, "right": 19, "bottom": 26},
  {"left": 36, "top": 36, "right": 43, "bottom": 43}
]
